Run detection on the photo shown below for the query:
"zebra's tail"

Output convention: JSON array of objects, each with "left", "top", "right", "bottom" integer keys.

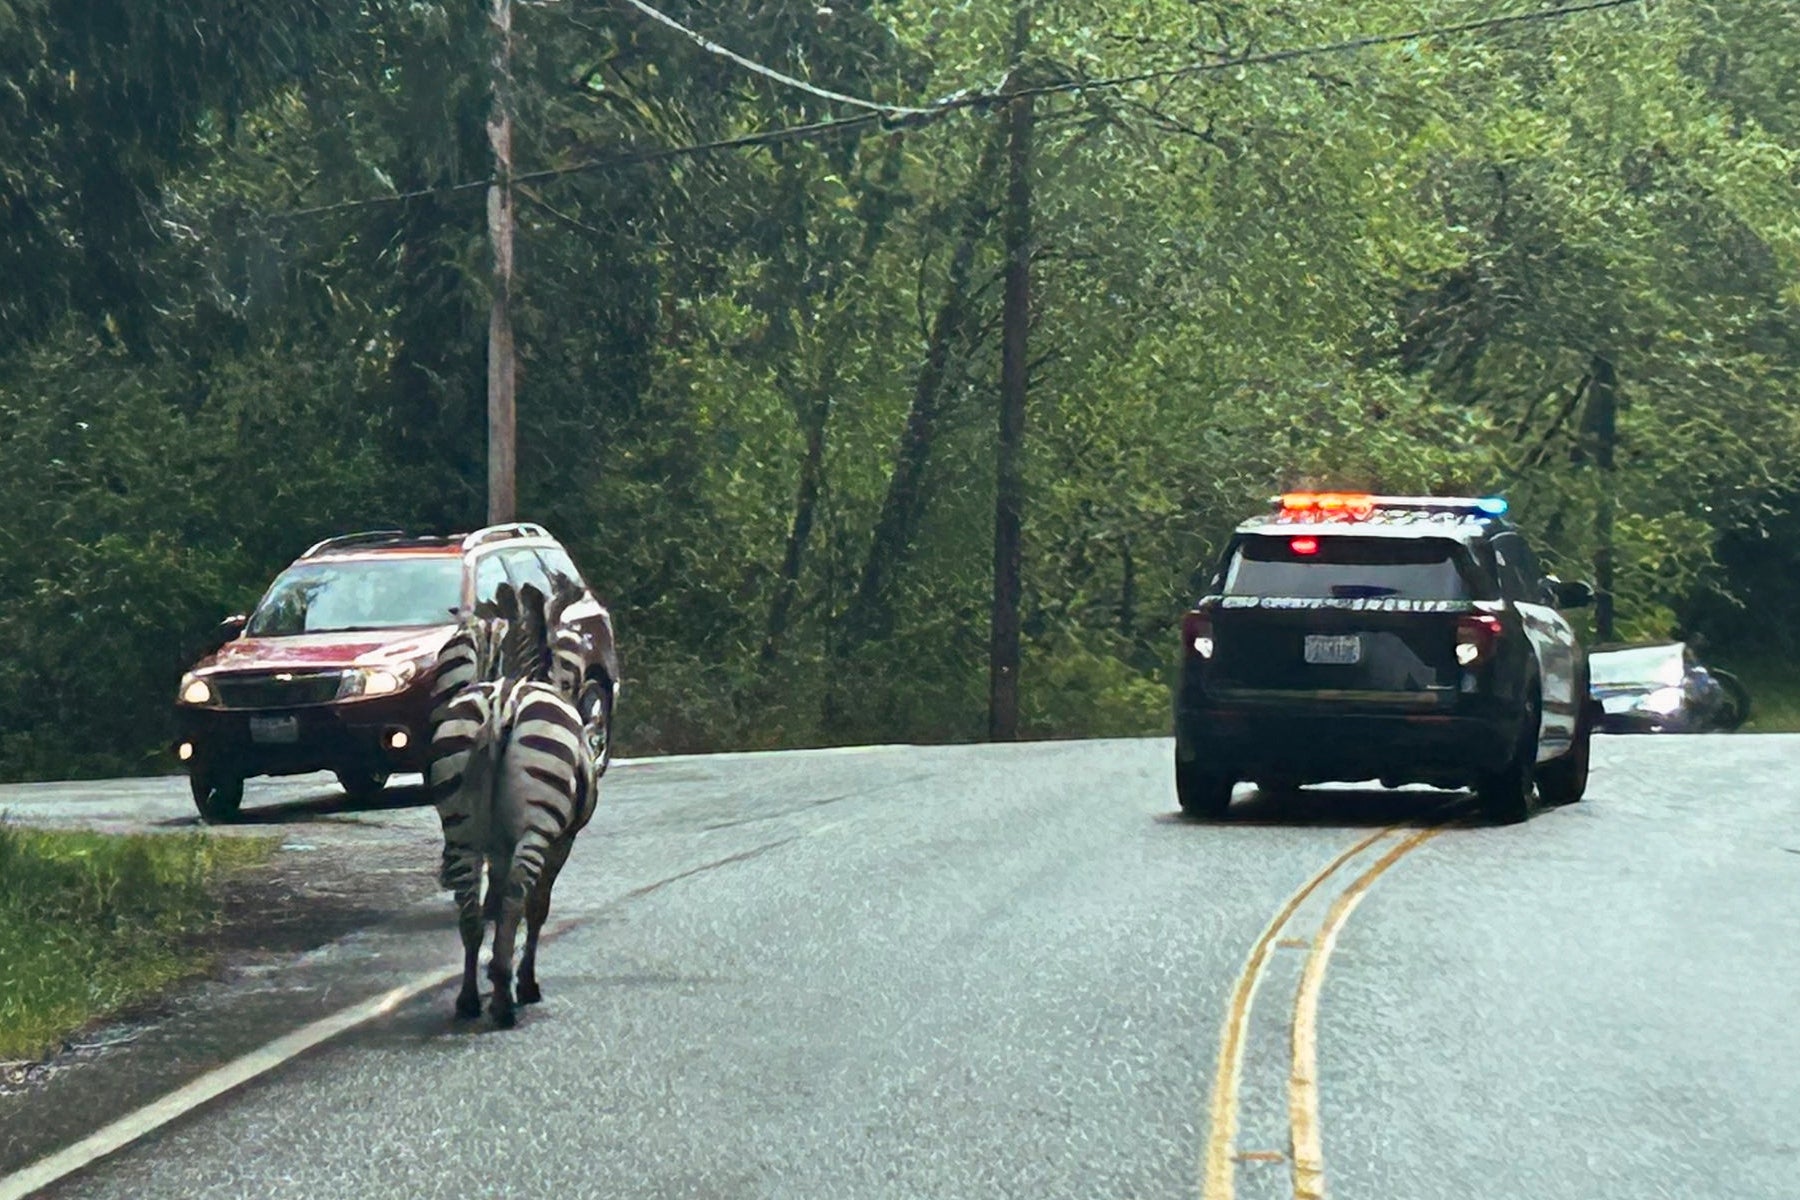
[{"left": 495, "top": 683, "right": 590, "bottom": 905}]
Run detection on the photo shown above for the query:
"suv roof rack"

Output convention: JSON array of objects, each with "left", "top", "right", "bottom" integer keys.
[
  {"left": 301, "top": 530, "right": 460, "bottom": 558},
  {"left": 302, "top": 529, "right": 410, "bottom": 558},
  {"left": 461, "top": 523, "right": 552, "bottom": 551}
]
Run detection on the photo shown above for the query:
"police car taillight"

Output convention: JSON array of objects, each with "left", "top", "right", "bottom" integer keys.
[
  {"left": 1182, "top": 610, "right": 1214, "bottom": 660},
  {"left": 1455, "top": 614, "right": 1503, "bottom": 666}
]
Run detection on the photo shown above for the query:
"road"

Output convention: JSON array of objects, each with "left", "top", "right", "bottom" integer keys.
[{"left": 1, "top": 735, "right": 1796, "bottom": 1199}]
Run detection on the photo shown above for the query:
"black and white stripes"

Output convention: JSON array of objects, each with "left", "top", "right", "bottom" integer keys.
[{"left": 426, "top": 581, "right": 600, "bottom": 1027}]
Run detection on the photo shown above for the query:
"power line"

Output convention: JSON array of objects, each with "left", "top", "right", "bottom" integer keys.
[
  {"left": 272, "top": 179, "right": 489, "bottom": 221},
  {"left": 996, "top": 0, "right": 1652, "bottom": 107},
  {"left": 265, "top": 111, "right": 891, "bottom": 221},
  {"left": 513, "top": 111, "right": 892, "bottom": 187},
  {"left": 263, "top": 0, "right": 1647, "bottom": 221},
  {"left": 496, "top": 0, "right": 1656, "bottom": 189},
  {"left": 612, "top": 0, "right": 941, "bottom": 117}
]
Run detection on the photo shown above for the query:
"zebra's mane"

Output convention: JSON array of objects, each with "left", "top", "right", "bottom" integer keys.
[
  {"left": 475, "top": 580, "right": 579, "bottom": 686},
  {"left": 449, "top": 611, "right": 506, "bottom": 685},
  {"left": 544, "top": 571, "right": 584, "bottom": 628}
]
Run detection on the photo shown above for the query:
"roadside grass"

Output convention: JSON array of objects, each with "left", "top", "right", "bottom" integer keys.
[{"left": 0, "top": 822, "right": 275, "bottom": 1062}]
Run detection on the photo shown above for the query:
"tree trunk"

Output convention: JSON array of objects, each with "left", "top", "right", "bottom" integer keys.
[
  {"left": 988, "top": 6, "right": 1033, "bottom": 742},
  {"left": 1586, "top": 352, "right": 1617, "bottom": 640},
  {"left": 842, "top": 123, "right": 1007, "bottom": 649},
  {"left": 761, "top": 377, "right": 834, "bottom": 663},
  {"left": 762, "top": 141, "right": 908, "bottom": 665},
  {"left": 1118, "top": 538, "right": 1135, "bottom": 637}
]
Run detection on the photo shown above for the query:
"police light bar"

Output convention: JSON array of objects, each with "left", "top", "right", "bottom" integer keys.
[{"left": 1273, "top": 493, "right": 1508, "bottom": 520}]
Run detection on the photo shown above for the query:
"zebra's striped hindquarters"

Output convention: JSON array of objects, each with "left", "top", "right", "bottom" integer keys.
[
  {"left": 493, "top": 680, "right": 598, "bottom": 900},
  {"left": 426, "top": 669, "right": 598, "bottom": 1027}
]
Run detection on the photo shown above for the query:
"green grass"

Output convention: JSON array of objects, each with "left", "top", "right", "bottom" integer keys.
[{"left": 0, "top": 823, "right": 275, "bottom": 1061}]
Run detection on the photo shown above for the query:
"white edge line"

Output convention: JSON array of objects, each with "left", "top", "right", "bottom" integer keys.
[
  {"left": 0, "top": 916, "right": 583, "bottom": 1200},
  {"left": 613, "top": 742, "right": 916, "bottom": 767},
  {"left": 0, "top": 976, "right": 449, "bottom": 1200},
  {"left": 610, "top": 735, "right": 1133, "bottom": 769}
]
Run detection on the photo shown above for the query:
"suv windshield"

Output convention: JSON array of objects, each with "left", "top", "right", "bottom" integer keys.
[
  {"left": 1224, "top": 535, "right": 1482, "bottom": 600},
  {"left": 246, "top": 557, "right": 464, "bottom": 636}
]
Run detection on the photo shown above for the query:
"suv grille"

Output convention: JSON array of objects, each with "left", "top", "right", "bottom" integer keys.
[{"left": 212, "top": 671, "right": 344, "bottom": 709}]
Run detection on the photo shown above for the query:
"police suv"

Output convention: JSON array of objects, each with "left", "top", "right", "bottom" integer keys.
[{"left": 1174, "top": 493, "right": 1599, "bottom": 823}]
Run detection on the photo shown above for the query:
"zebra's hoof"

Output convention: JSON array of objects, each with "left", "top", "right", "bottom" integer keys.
[
  {"left": 517, "top": 979, "right": 542, "bottom": 1005},
  {"left": 454, "top": 992, "right": 482, "bottom": 1020},
  {"left": 491, "top": 1003, "right": 517, "bottom": 1030}
]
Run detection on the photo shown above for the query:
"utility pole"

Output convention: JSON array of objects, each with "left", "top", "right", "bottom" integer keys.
[
  {"left": 1590, "top": 353, "right": 1617, "bottom": 641},
  {"left": 988, "top": 1, "right": 1032, "bottom": 741},
  {"left": 486, "top": 0, "right": 517, "bottom": 525}
]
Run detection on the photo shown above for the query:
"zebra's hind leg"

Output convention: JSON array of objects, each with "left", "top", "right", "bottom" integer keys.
[
  {"left": 518, "top": 836, "right": 574, "bottom": 1005},
  {"left": 439, "top": 841, "right": 487, "bottom": 1020},
  {"left": 487, "top": 886, "right": 525, "bottom": 1029},
  {"left": 450, "top": 869, "right": 485, "bottom": 1020}
]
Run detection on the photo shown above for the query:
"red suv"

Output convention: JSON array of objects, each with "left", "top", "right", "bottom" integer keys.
[{"left": 173, "top": 524, "right": 620, "bottom": 821}]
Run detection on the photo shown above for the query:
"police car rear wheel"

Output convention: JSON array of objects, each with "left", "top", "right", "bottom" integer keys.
[
  {"left": 1176, "top": 758, "right": 1234, "bottom": 819},
  {"left": 1478, "top": 693, "right": 1541, "bottom": 825}
]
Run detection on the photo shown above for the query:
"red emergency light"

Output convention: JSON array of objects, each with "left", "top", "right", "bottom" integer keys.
[{"left": 1278, "top": 492, "right": 1377, "bottom": 521}]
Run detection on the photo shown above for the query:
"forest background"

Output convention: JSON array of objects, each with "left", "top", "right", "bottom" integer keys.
[{"left": 2, "top": 0, "right": 1797, "bottom": 781}]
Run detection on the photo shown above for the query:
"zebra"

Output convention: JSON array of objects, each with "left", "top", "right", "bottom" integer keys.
[
  {"left": 427, "top": 582, "right": 600, "bottom": 1027},
  {"left": 543, "top": 611, "right": 611, "bottom": 773},
  {"left": 430, "top": 613, "right": 503, "bottom": 722}
]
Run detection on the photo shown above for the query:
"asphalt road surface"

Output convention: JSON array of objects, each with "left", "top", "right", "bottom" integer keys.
[{"left": 1, "top": 735, "right": 1796, "bottom": 1200}]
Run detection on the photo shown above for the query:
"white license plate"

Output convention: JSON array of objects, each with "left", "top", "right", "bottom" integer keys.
[
  {"left": 249, "top": 715, "right": 299, "bottom": 744},
  {"left": 1304, "top": 634, "right": 1362, "bottom": 665}
]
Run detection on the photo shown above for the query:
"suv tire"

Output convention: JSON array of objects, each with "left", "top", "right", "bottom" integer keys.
[
  {"left": 1479, "top": 692, "right": 1541, "bottom": 824},
  {"left": 1176, "top": 754, "right": 1234, "bottom": 819},
  {"left": 335, "top": 769, "right": 390, "bottom": 803},
  {"left": 1538, "top": 693, "right": 1593, "bottom": 807},
  {"left": 190, "top": 771, "right": 245, "bottom": 823}
]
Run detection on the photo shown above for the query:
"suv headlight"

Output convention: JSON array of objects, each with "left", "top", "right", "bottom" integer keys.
[
  {"left": 178, "top": 673, "right": 215, "bottom": 706},
  {"left": 337, "top": 658, "right": 425, "bottom": 701}
]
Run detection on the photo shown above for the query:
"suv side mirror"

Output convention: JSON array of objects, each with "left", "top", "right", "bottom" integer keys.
[{"left": 1545, "top": 577, "right": 1594, "bottom": 609}]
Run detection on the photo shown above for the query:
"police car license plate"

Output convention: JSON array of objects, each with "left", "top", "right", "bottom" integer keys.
[
  {"left": 1304, "top": 634, "right": 1362, "bottom": 665},
  {"left": 249, "top": 715, "right": 299, "bottom": 744}
]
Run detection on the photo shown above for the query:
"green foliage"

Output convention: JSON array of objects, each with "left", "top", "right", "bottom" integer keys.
[
  {"left": 0, "top": 823, "right": 274, "bottom": 1059},
  {"left": 2, "top": 0, "right": 1798, "bottom": 779}
]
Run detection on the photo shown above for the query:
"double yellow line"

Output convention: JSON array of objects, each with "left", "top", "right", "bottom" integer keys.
[{"left": 1201, "top": 822, "right": 1448, "bottom": 1200}]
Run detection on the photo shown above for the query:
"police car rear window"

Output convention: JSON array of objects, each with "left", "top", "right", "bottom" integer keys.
[{"left": 1223, "top": 536, "right": 1484, "bottom": 601}]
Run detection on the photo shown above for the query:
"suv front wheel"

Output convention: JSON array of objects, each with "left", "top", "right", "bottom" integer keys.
[
  {"left": 190, "top": 770, "right": 244, "bottom": 823},
  {"left": 335, "top": 769, "right": 390, "bottom": 803}
]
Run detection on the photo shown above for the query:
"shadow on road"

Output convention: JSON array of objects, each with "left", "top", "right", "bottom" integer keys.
[
  {"left": 154, "top": 782, "right": 434, "bottom": 829},
  {"left": 1159, "top": 785, "right": 1480, "bottom": 829}
]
